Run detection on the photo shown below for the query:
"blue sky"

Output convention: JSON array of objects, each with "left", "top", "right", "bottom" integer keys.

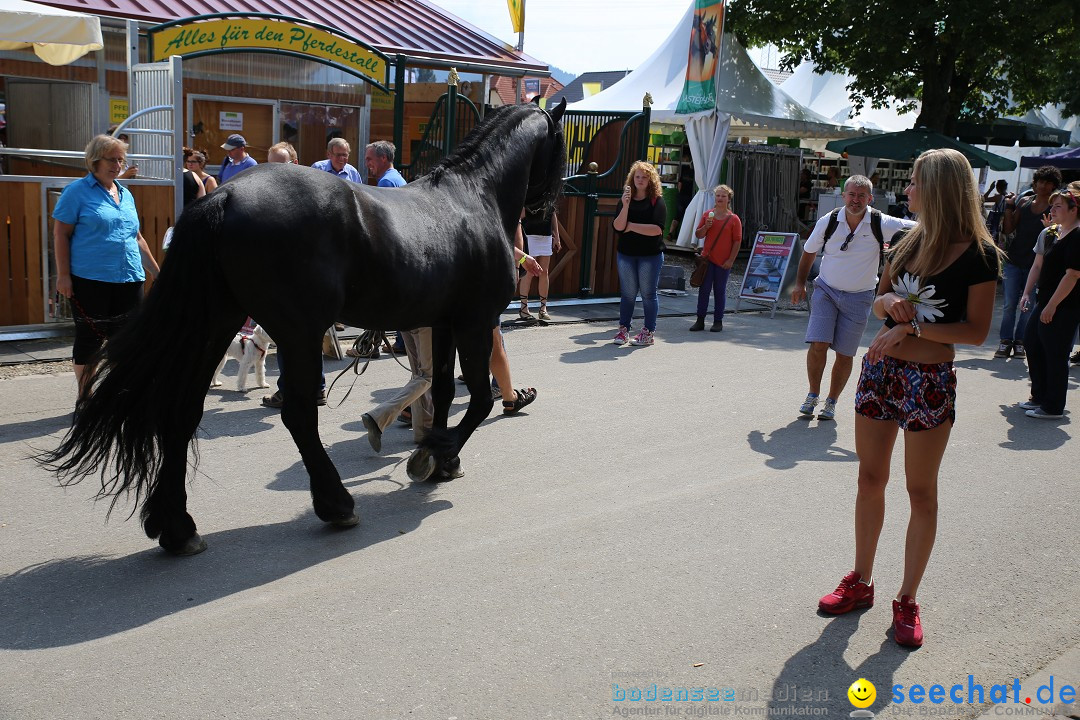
[{"left": 430, "top": 1, "right": 690, "bottom": 76}]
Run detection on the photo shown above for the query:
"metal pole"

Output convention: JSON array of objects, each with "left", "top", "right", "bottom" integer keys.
[
  {"left": 171, "top": 56, "right": 184, "bottom": 230},
  {"left": 126, "top": 20, "right": 139, "bottom": 112},
  {"left": 579, "top": 162, "right": 598, "bottom": 297},
  {"left": 445, "top": 68, "right": 458, "bottom": 157},
  {"left": 393, "top": 55, "right": 406, "bottom": 168},
  {"left": 513, "top": 0, "right": 525, "bottom": 104}
]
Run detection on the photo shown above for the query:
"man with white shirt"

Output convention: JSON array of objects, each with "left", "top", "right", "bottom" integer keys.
[
  {"left": 312, "top": 137, "right": 363, "bottom": 184},
  {"left": 790, "top": 175, "right": 915, "bottom": 420}
]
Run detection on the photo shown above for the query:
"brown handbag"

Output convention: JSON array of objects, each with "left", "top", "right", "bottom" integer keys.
[{"left": 690, "top": 214, "right": 731, "bottom": 288}]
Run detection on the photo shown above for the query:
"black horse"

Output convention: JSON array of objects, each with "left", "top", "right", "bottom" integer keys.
[{"left": 40, "top": 99, "right": 567, "bottom": 556}]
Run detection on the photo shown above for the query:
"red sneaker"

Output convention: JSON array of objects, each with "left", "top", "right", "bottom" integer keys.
[
  {"left": 892, "top": 595, "right": 923, "bottom": 647},
  {"left": 818, "top": 571, "right": 874, "bottom": 614}
]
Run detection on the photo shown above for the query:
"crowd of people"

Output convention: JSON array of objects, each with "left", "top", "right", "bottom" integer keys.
[{"left": 50, "top": 131, "right": 1078, "bottom": 648}]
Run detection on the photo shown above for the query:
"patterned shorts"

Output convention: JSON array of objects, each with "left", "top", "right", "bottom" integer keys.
[{"left": 854, "top": 355, "right": 956, "bottom": 431}]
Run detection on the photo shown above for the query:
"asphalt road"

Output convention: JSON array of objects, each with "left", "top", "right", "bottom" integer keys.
[{"left": 1, "top": 309, "right": 1077, "bottom": 720}]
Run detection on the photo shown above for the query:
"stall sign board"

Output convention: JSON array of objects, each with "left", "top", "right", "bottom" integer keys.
[
  {"left": 220, "top": 112, "right": 244, "bottom": 131},
  {"left": 109, "top": 99, "right": 129, "bottom": 125},
  {"left": 737, "top": 231, "right": 799, "bottom": 316}
]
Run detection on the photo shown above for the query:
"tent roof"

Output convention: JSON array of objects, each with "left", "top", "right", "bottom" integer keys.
[
  {"left": 779, "top": 62, "right": 918, "bottom": 132},
  {"left": 0, "top": 0, "right": 102, "bottom": 65},
  {"left": 567, "top": 2, "right": 854, "bottom": 138}
]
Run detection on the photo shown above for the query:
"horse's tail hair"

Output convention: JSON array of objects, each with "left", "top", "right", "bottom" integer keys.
[{"left": 37, "top": 191, "right": 234, "bottom": 521}]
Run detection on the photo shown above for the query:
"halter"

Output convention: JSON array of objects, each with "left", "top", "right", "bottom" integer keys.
[{"left": 239, "top": 335, "right": 266, "bottom": 357}]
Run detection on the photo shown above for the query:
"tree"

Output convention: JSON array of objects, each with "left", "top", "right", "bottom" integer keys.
[{"left": 727, "top": 0, "right": 1080, "bottom": 133}]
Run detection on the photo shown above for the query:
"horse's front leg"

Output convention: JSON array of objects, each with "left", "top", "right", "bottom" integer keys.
[
  {"left": 277, "top": 343, "right": 357, "bottom": 527},
  {"left": 408, "top": 325, "right": 462, "bottom": 481}
]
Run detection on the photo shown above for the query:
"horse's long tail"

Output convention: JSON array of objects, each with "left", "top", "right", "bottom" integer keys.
[{"left": 38, "top": 191, "right": 239, "bottom": 518}]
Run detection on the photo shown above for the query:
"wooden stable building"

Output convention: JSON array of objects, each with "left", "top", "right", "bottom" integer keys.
[{"left": 0, "top": 0, "right": 550, "bottom": 332}]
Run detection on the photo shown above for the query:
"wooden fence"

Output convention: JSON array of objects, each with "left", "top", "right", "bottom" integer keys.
[{"left": 0, "top": 179, "right": 174, "bottom": 328}]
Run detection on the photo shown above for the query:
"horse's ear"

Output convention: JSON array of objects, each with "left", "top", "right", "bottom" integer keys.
[
  {"left": 548, "top": 97, "right": 567, "bottom": 125},
  {"left": 531, "top": 94, "right": 542, "bottom": 106}
]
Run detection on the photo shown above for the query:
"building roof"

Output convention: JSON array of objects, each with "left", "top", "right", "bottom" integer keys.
[
  {"left": 35, "top": 0, "right": 549, "bottom": 76},
  {"left": 547, "top": 71, "right": 630, "bottom": 105}
]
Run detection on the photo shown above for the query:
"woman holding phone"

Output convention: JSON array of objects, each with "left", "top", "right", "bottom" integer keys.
[{"left": 611, "top": 161, "right": 667, "bottom": 346}]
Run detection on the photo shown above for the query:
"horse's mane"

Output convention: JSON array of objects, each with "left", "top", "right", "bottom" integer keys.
[
  {"left": 429, "top": 103, "right": 543, "bottom": 180},
  {"left": 429, "top": 102, "right": 565, "bottom": 216}
]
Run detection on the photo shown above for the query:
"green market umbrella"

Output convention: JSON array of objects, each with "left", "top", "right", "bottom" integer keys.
[
  {"left": 955, "top": 117, "right": 1070, "bottom": 148},
  {"left": 825, "top": 128, "right": 1016, "bottom": 171}
]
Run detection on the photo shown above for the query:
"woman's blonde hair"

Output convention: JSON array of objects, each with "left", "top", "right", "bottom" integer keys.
[
  {"left": 624, "top": 160, "right": 662, "bottom": 201},
  {"left": 713, "top": 184, "right": 734, "bottom": 200},
  {"left": 84, "top": 134, "right": 126, "bottom": 173},
  {"left": 888, "top": 148, "right": 1001, "bottom": 281}
]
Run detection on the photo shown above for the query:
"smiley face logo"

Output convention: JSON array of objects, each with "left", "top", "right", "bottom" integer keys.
[{"left": 848, "top": 678, "right": 876, "bottom": 708}]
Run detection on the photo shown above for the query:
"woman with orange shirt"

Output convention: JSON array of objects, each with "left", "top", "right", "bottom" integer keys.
[{"left": 691, "top": 185, "right": 743, "bottom": 332}]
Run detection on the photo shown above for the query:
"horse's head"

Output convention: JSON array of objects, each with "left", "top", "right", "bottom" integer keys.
[{"left": 523, "top": 98, "right": 567, "bottom": 217}]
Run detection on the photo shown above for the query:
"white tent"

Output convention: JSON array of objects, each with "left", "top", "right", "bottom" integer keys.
[
  {"left": 779, "top": 62, "right": 918, "bottom": 132},
  {"left": 0, "top": 0, "right": 102, "bottom": 66},
  {"left": 569, "top": 2, "right": 855, "bottom": 246}
]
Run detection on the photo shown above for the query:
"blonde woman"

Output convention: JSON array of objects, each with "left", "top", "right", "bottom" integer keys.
[
  {"left": 691, "top": 184, "right": 742, "bottom": 332},
  {"left": 612, "top": 160, "right": 667, "bottom": 346},
  {"left": 52, "top": 134, "right": 160, "bottom": 397},
  {"left": 817, "top": 149, "right": 1001, "bottom": 648}
]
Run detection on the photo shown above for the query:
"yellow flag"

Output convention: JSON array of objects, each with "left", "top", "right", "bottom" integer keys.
[{"left": 507, "top": 0, "right": 524, "bottom": 33}]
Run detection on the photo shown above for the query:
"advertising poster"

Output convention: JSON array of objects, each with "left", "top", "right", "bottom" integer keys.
[
  {"left": 675, "top": 0, "right": 725, "bottom": 115},
  {"left": 737, "top": 231, "right": 798, "bottom": 304}
]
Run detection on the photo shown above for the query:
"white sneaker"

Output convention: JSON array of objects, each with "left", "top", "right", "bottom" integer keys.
[
  {"left": 799, "top": 394, "right": 819, "bottom": 417},
  {"left": 818, "top": 398, "right": 837, "bottom": 420},
  {"left": 629, "top": 328, "right": 654, "bottom": 346},
  {"left": 1025, "top": 408, "right": 1064, "bottom": 419},
  {"left": 613, "top": 326, "right": 630, "bottom": 345}
]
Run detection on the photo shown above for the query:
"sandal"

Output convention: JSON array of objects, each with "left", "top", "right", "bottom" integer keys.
[
  {"left": 538, "top": 296, "right": 551, "bottom": 322},
  {"left": 502, "top": 387, "right": 537, "bottom": 415},
  {"left": 519, "top": 296, "right": 534, "bottom": 320}
]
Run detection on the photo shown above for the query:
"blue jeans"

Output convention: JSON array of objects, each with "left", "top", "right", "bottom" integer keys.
[
  {"left": 696, "top": 261, "right": 730, "bottom": 323},
  {"left": 617, "top": 252, "right": 664, "bottom": 332},
  {"left": 999, "top": 262, "right": 1033, "bottom": 343}
]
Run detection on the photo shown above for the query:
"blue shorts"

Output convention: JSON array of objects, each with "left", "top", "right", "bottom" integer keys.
[{"left": 805, "top": 279, "right": 875, "bottom": 357}]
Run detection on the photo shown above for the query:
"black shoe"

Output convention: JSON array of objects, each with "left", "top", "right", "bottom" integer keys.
[
  {"left": 362, "top": 412, "right": 382, "bottom": 452},
  {"left": 1071, "top": 351, "right": 1080, "bottom": 364},
  {"left": 261, "top": 391, "right": 284, "bottom": 409},
  {"left": 689, "top": 317, "right": 705, "bottom": 332},
  {"left": 710, "top": 320, "right": 723, "bottom": 332}
]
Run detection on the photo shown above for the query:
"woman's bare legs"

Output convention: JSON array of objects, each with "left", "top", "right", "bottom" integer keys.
[{"left": 853, "top": 414, "right": 900, "bottom": 581}]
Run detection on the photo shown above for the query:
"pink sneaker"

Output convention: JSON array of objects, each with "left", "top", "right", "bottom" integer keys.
[
  {"left": 613, "top": 326, "right": 630, "bottom": 345},
  {"left": 818, "top": 571, "right": 874, "bottom": 614},
  {"left": 630, "top": 328, "right": 654, "bottom": 346},
  {"left": 892, "top": 595, "right": 923, "bottom": 647}
]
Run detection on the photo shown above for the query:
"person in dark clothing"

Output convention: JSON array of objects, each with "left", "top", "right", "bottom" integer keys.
[
  {"left": 612, "top": 160, "right": 667, "bottom": 347},
  {"left": 995, "top": 165, "right": 1061, "bottom": 359}
]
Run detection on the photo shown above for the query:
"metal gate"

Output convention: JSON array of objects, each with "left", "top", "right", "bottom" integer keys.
[
  {"left": 117, "top": 56, "right": 185, "bottom": 224},
  {"left": 400, "top": 85, "right": 481, "bottom": 181}
]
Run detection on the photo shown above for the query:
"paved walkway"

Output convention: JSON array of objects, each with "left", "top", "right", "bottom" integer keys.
[{"left": 1, "top": 287, "right": 1076, "bottom": 720}]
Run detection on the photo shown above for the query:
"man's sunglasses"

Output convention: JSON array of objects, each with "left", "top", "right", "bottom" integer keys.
[{"left": 840, "top": 230, "right": 856, "bottom": 251}]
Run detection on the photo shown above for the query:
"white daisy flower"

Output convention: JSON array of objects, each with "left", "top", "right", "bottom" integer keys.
[{"left": 892, "top": 272, "right": 947, "bottom": 322}]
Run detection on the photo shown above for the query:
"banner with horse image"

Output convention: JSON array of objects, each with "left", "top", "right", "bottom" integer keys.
[{"left": 675, "top": 0, "right": 725, "bottom": 115}]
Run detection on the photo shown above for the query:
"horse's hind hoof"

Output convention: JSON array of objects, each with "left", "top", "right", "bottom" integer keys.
[
  {"left": 329, "top": 513, "right": 360, "bottom": 528},
  {"left": 162, "top": 533, "right": 207, "bottom": 556},
  {"left": 406, "top": 447, "right": 436, "bottom": 482}
]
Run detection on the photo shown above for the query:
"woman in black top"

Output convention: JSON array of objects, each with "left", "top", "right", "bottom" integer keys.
[
  {"left": 1020, "top": 188, "right": 1080, "bottom": 419},
  {"left": 817, "top": 149, "right": 1002, "bottom": 649},
  {"left": 611, "top": 160, "right": 667, "bottom": 346}
]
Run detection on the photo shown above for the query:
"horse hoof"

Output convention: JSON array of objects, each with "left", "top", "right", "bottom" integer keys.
[
  {"left": 406, "top": 448, "right": 436, "bottom": 482},
  {"left": 329, "top": 513, "right": 360, "bottom": 528},
  {"left": 432, "top": 456, "right": 464, "bottom": 482},
  {"left": 164, "top": 533, "right": 207, "bottom": 556}
]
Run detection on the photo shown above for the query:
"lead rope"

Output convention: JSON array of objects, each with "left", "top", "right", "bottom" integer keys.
[{"left": 325, "top": 329, "right": 411, "bottom": 409}]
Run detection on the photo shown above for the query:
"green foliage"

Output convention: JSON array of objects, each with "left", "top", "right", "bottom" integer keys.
[{"left": 727, "top": 0, "right": 1080, "bottom": 131}]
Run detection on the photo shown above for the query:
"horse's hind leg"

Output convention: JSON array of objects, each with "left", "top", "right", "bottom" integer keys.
[
  {"left": 277, "top": 340, "right": 357, "bottom": 527},
  {"left": 407, "top": 326, "right": 457, "bottom": 481},
  {"left": 142, "top": 315, "right": 242, "bottom": 555}
]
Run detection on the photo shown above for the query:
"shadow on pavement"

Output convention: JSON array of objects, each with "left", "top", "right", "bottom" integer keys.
[
  {"left": 0, "top": 485, "right": 451, "bottom": 650},
  {"left": 766, "top": 613, "right": 913, "bottom": 717},
  {"left": 748, "top": 419, "right": 858, "bottom": 470},
  {"left": 998, "top": 404, "right": 1072, "bottom": 450},
  {"left": 0, "top": 412, "right": 73, "bottom": 447}
]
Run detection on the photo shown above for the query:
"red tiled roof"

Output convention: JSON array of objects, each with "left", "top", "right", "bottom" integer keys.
[{"left": 36, "top": 0, "right": 549, "bottom": 75}]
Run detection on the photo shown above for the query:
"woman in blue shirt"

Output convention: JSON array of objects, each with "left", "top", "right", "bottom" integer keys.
[{"left": 53, "top": 134, "right": 160, "bottom": 397}]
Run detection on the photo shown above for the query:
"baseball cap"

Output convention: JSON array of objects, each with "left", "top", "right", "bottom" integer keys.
[{"left": 221, "top": 134, "right": 247, "bottom": 150}]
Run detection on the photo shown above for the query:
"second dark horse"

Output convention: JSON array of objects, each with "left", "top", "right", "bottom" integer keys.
[{"left": 41, "top": 100, "right": 567, "bottom": 555}]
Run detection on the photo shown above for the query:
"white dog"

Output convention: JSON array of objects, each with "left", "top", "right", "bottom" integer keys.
[{"left": 212, "top": 325, "right": 272, "bottom": 391}]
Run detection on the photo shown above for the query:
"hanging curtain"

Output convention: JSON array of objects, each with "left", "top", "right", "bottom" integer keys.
[{"left": 676, "top": 110, "right": 732, "bottom": 247}]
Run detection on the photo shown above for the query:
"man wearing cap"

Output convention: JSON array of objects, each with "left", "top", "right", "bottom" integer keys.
[
  {"left": 312, "top": 138, "right": 363, "bottom": 184},
  {"left": 219, "top": 134, "right": 257, "bottom": 184}
]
